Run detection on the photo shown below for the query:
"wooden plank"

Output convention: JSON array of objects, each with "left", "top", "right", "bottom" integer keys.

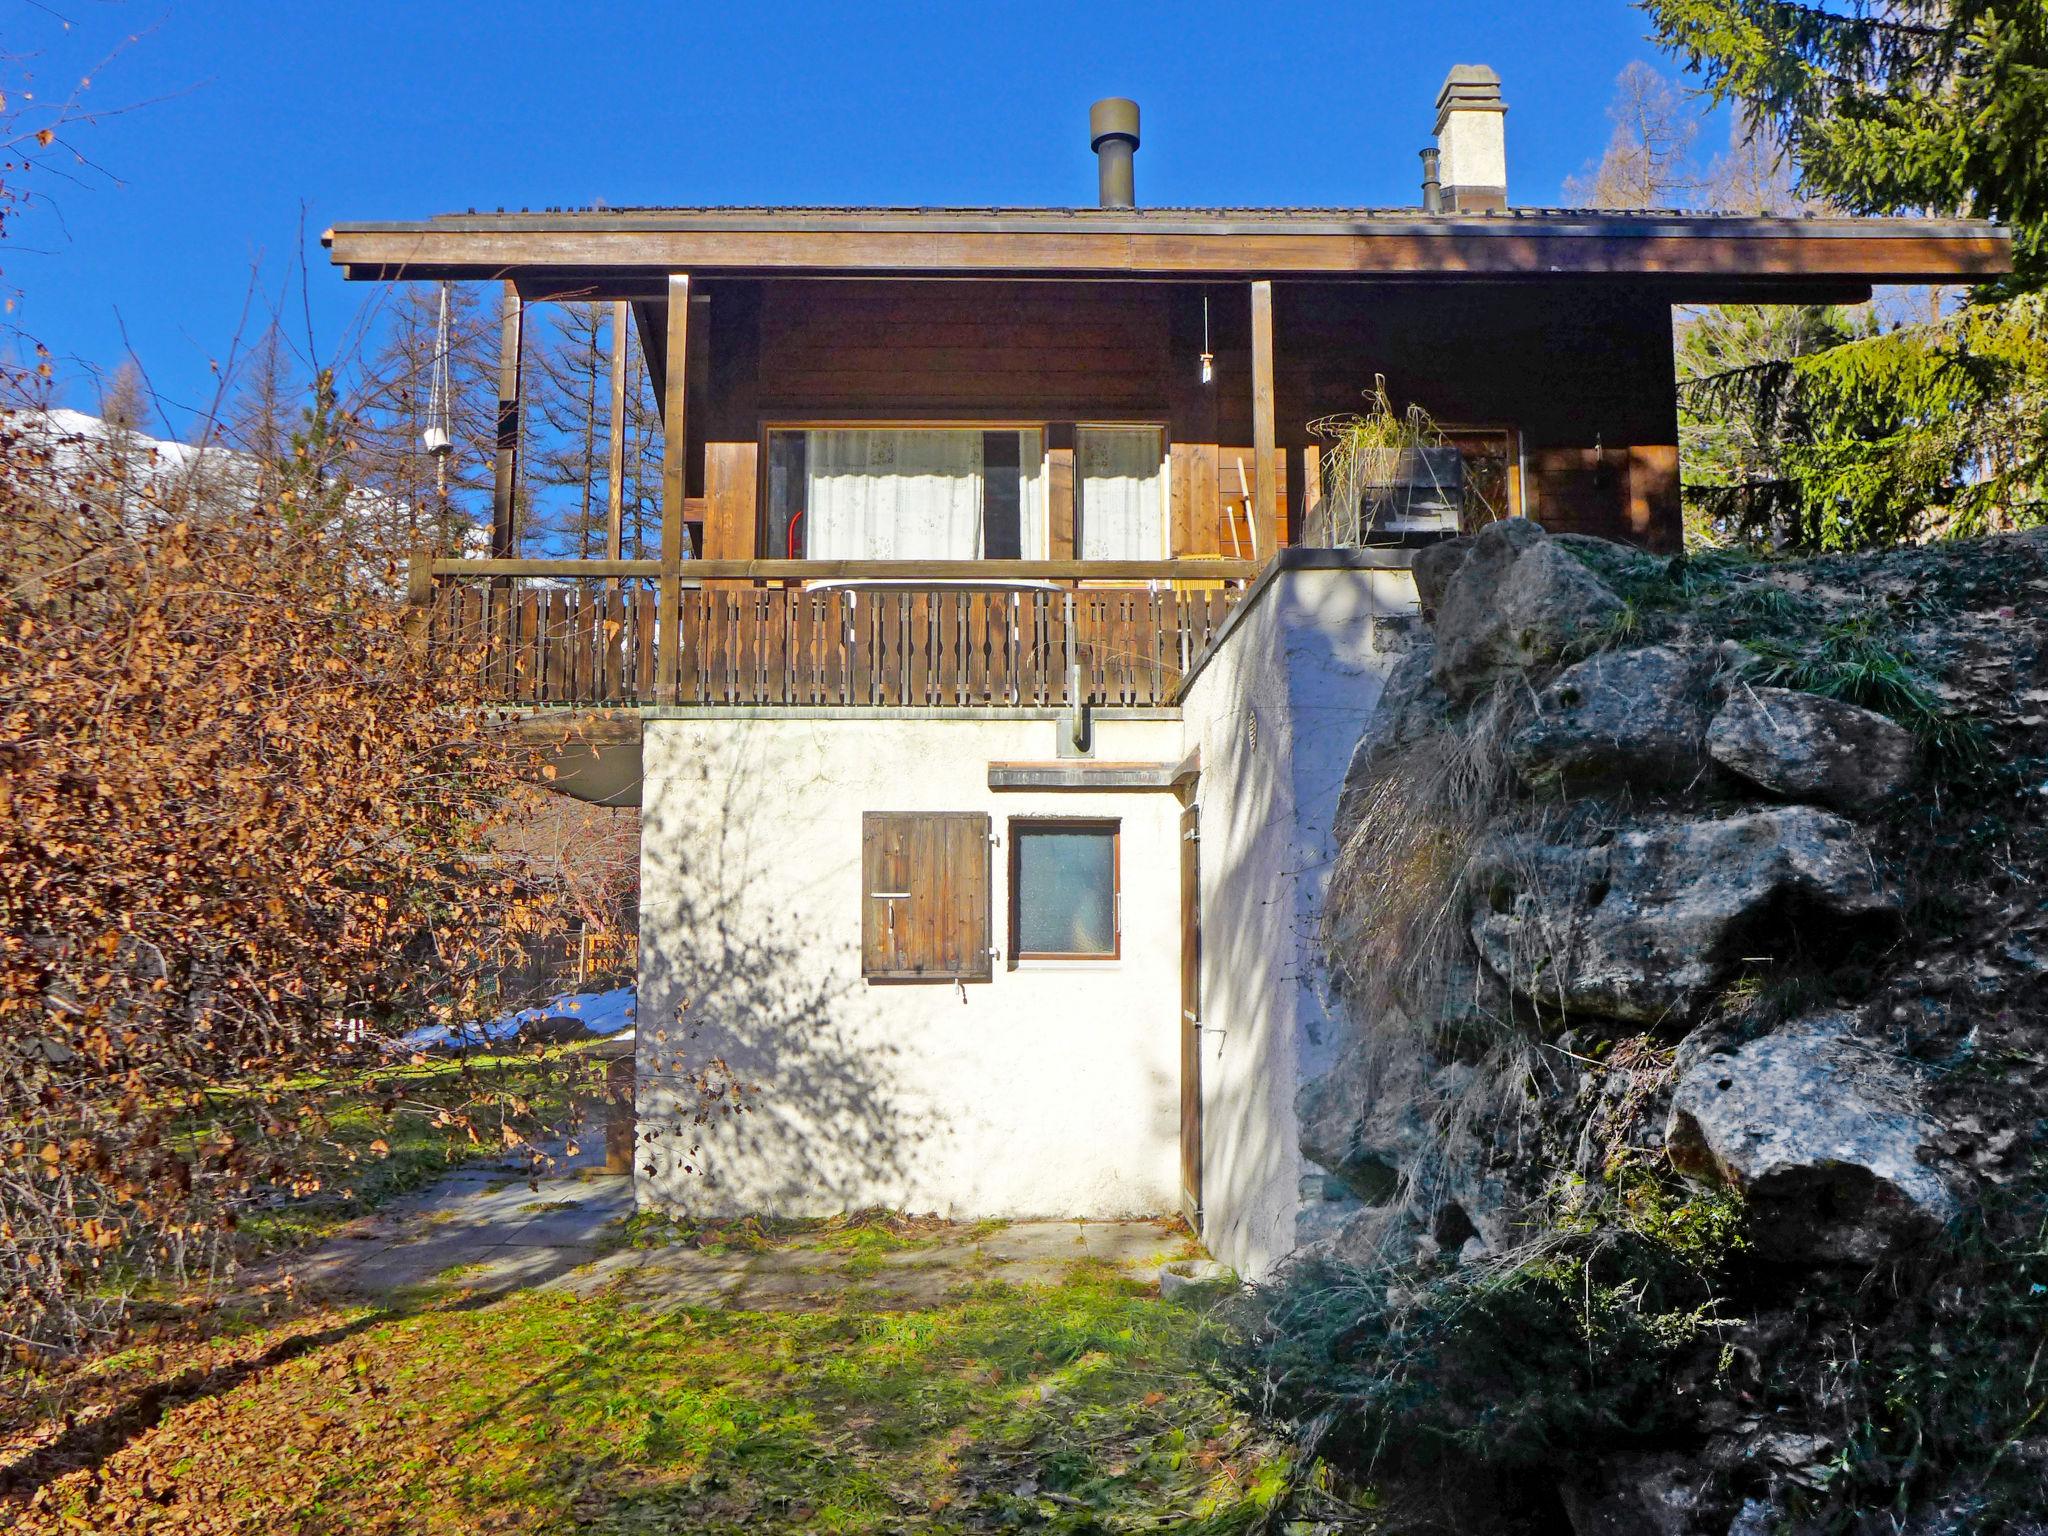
[
  {"left": 879, "top": 591, "right": 904, "bottom": 707},
  {"left": 1047, "top": 440, "right": 1076, "bottom": 559},
  {"left": 602, "top": 585, "right": 623, "bottom": 702},
  {"left": 634, "top": 588, "right": 655, "bottom": 701},
  {"left": 908, "top": 591, "right": 930, "bottom": 706},
  {"left": 657, "top": 272, "right": 691, "bottom": 702},
  {"left": 1250, "top": 280, "right": 1278, "bottom": 560},
  {"left": 702, "top": 441, "right": 760, "bottom": 564},
  {"left": 516, "top": 590, "right": 539, "bottom": 702},
  {"left": 822, "top": 590, "right": 846, "bottom": 705},
  {"left": 492, "top": 282, "right": 522, "bottom": 558},
  {"left": 790, "top": 588, "right": 813, "bottom": 704},
  {"left": 849, "top": 592, "right": 871, "bottom": 705}
]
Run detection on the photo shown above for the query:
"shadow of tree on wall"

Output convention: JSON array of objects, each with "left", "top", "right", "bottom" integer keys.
[{"left": 635, "top": 726, "right": 942, "bottom": 1214}]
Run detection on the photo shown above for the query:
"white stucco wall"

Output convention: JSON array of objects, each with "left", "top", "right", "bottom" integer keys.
[
  {"left": 636, "top": 711, "right": 1187, "bottom": 1220},
  {"left": 1177, "top": 562, "right": 1419, "bottom": 1279},
  {"left": 1439, "top": 108, "right": 1507, "bottom": 194}
]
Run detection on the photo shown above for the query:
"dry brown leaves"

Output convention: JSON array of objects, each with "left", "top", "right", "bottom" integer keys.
[{"left": 1, "top": 424, "right": 574, "bottom": 1372}]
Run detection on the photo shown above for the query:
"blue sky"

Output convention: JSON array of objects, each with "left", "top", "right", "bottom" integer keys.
[{"left": 8, "top": 0, "right": 1700, "bottom": 435}]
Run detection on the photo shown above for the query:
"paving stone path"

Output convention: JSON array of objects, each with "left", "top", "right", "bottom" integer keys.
[{"left": 281, "top": 1143, "right": 1196, "bottom": 1310}]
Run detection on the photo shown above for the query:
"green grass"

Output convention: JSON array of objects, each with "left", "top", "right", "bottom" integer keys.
[{"left": 12, "top": 1259, "right": 1301, "bottom": 1535}]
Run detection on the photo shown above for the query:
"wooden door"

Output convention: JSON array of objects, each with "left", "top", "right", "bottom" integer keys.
[{"left": 1178, "top": 796, "right": 1203, "bottom": 1228}]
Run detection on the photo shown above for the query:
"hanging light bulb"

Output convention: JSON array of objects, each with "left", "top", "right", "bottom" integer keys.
[
  {"left": 422, "top": 283, "right": 455, "bottom": 458},
  {"left": 1199, "top": 292, "right": 1214, "bottom": 384}
]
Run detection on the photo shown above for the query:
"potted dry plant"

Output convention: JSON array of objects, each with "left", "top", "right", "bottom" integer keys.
[{"left": 1306, "top": 376, "right": 1465, "bottom": 547}]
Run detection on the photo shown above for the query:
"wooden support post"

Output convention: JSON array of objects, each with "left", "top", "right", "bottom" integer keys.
[
  {"left": 657, "top": 274, "right": 691, "bottom": 703},
  {"left": 404, "top": 549, "right": 434, "bottom": 654},
  {"left": 492, "top": 281, "right": 524, "bottom": 559},
  {"left": 1249, "top": 280, "right": 1277, "bottom": 559},
  {"left": 606, "top": 299, "right": 629, "bottom": 562}
]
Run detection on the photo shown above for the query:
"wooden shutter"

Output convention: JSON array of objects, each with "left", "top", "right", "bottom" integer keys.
[{"left": 861, "top": 812, "right": 992, "bottom": 982}]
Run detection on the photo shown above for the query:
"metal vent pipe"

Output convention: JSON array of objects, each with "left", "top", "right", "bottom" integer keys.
[
  {"left": 1420, "top": 147, "right": 1443, "bottom": 213},
  {"left": 1089, "top": 98, "right": 1140, "bottom": 208}
]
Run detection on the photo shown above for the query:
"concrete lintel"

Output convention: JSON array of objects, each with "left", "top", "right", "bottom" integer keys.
[{"left": 988, "top": 755, "right": 1199, "bottom": 791}]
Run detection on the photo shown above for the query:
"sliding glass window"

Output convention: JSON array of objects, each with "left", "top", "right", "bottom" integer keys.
[{"left": 764, "top": 427, "right": 1045, "bottom": 560}]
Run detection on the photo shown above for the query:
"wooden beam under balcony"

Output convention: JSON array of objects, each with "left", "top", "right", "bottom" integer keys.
[
  {"left": 426, "top": 557, "right": 1266, "bottom": 582},
  {"left": 658, "top": 273, "right": 691, "bottom": 703}
]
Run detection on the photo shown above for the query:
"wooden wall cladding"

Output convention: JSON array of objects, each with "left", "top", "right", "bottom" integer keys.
[{"left": 753, "top": 280, "right": 1172, "bottom": 417}]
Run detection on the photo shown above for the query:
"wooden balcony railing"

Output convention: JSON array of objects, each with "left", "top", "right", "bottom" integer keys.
[{"left": 413, "top": 559, "right": 1258, "bottom": 710}]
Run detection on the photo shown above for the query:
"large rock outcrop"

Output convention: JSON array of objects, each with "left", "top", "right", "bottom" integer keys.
[
  {"left": 1666, "top": 1013, "right": 1959, "bottom": 1264},
  {"left": 1284, "top": 520, "right": 2048, "bottom": 1535},
  {"left": 1465, "top": 807, "right": 1898, "bottom": 1023}
]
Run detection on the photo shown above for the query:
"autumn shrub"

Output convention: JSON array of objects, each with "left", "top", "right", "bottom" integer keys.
[{"left": 0, "top": 422, "right": 581, "bottom": 1376}]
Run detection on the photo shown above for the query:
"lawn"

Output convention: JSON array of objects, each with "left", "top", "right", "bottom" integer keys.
[
  {"left": 5, "top": 1041, "right": 1352, "bottom": 1533},
  {"left": 5, "top": 1256, "right": 1306, "bottom": 1535}
]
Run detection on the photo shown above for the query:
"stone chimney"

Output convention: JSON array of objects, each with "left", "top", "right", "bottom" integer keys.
[{"left": 1434, "top": 65, "right": 1507, "bottom": 212}]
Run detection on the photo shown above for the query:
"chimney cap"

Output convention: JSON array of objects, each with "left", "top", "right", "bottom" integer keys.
[
  {"left": 1089, "top": 97, "right": 1140, "bottom": 149},
  {"left": 1436, "top": 64, "right": 1504, "bottom": 112}
]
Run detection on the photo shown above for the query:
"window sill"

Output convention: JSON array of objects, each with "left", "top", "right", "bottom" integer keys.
[{"left": 1008, "top": 957, "right": 1123, "bottom": 971}]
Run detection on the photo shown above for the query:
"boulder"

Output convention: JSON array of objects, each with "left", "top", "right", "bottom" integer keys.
[
  {"left": 1707, "top": 686, "right": 1918, "bottom": 815},
  {"left": 1296, "top": 1010, "right": 1532, "bottom": 1259},
  {"left": 1467, "top": 808, "right": 1898, "bottom": 1023},
  {"left": 1431, "top": 518, "right": 1627, "bottom": 699},
  {"left": 1411, "top": 533, "right": 1475, "bottom": 614},
  {"left": 1667, "top": 1012, "right": 1960, "bottom": 1264},
  {"left": 1507, "top": 644, "right": 1728, "bottom": 795}
]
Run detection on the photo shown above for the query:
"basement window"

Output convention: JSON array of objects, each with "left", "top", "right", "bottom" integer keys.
[{"left": 1010, "top": 819, "right": 1120, "bottom": 961}]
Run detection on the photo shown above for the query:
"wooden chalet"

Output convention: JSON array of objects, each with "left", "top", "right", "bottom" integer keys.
[{"left": 325, "top": 76, "right": 2010, "bottom": 1271}]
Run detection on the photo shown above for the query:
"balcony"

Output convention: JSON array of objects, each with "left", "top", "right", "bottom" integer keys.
[{"left": 413, "top": 557, "right": 1259, "bottom": 710}]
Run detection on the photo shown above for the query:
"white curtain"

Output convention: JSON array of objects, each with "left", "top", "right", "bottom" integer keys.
[
  {"left": 1016, "top": 431, "right": 1048, "bottom": 558},
  {"left": 804, "top": 429, "right": 984, "bottom": 559},
  {"left": 1077, "top": 427, "right": 1165, "bottom": 560}
]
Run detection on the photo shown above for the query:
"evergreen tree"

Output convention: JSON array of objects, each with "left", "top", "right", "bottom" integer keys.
[
  {"left": 1646, "top": 0, "right": 2048, "bottom": 548},
  {"left": 1643, "top": 0, "right": 2048, "bottom": 289}
]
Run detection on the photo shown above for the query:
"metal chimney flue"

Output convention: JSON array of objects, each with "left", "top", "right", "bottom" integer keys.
[
  {"left": 1089, "top": 98, "right": 1140, "bottom": 208},
  {"left": 1420, "top": 147, "right": 1443, "bottom": 213}
]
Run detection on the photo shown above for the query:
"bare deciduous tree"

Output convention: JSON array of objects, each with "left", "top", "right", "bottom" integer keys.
[{"left": 1563, "top": 61, "right": 1701, "bottom": 209}]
